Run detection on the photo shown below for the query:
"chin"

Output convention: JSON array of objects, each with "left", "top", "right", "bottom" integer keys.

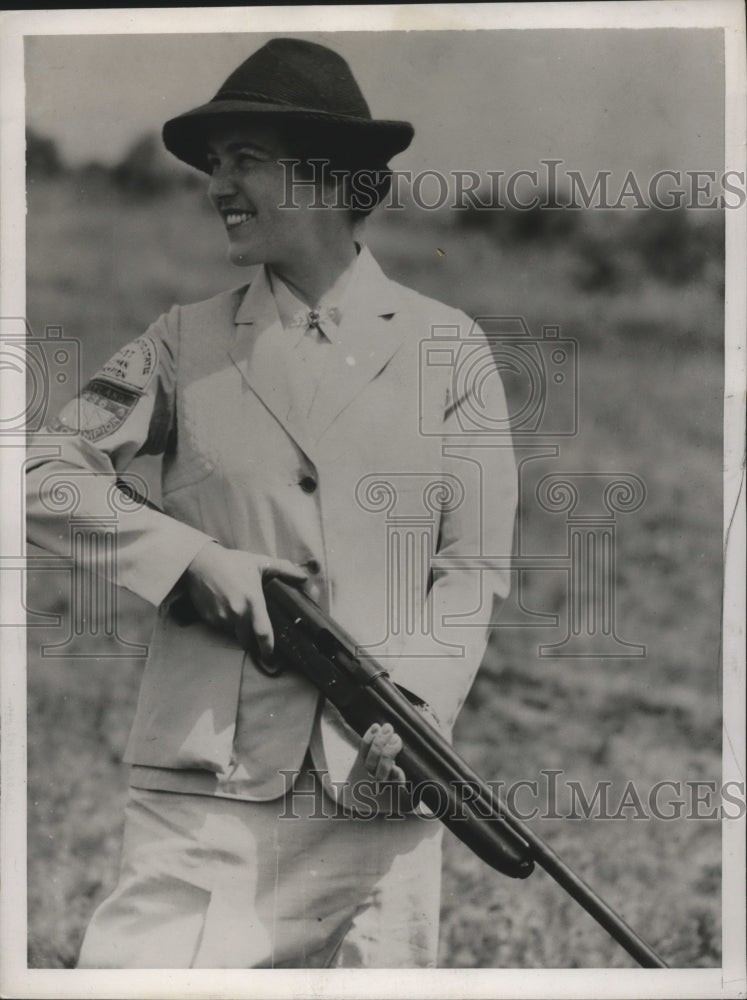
[{"left": 227, "top": 244, "right": 262, "bottom": 267}]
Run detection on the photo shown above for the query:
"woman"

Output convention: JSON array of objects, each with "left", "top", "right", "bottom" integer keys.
[{"left": 26, "top": 36, "right": 516, "bottom": 968}]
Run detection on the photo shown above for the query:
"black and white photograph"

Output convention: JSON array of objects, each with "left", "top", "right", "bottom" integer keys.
[{"left": 1, "top": 4, "right": 745, "bottom": 998}]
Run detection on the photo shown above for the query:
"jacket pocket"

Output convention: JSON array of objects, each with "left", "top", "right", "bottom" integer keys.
[{"left": 124, "top": 607, "right": 244, "bottom": 774}]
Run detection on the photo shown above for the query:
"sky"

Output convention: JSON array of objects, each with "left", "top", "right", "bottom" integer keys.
[{"left": 24, "top": 28, "right": 725, "bottom": 185}]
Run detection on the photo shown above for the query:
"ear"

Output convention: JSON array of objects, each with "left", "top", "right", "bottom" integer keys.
[{"left": 346, "top": 166, "right": 392, "bottom": 218}]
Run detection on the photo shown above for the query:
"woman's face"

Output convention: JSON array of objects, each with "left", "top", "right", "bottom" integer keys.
[{"left": 206, "top": 120, "right": 330, "bottom": 269}]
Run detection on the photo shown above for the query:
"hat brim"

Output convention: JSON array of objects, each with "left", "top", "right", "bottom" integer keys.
[{"left": 163, "top": 100, "right": 414, "bottom": 173}]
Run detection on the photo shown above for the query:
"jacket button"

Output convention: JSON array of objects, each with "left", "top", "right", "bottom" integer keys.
[
  {"left": 299, "top": 475, "right": 317, "bottom": 493},
  {"left": 305, "top": 558, "right": 321, "bottom": 575}
]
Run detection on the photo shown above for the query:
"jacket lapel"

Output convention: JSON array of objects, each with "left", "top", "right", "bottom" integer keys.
[
  {"left": 227, "top": 249, "right": 406, "bottom": 456},
  {"left": 228, "top": 267, "right": 315, "bottom": 459},
  {"left": 306, "top": 248, "right": 406, "bottom": 442}
]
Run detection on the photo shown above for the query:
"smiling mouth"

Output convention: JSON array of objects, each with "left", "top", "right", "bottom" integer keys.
[{"left": 224, "top": 211, "right": 256, "bottom": 229}]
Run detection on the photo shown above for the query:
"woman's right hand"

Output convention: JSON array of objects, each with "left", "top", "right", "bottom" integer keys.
[{"left": 183, "top": 541, "right": 308, "bottom": 659}]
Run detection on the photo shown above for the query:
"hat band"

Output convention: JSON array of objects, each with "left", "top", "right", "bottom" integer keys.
[
  {"left": 217, "top": 89, "right": 297, "bottom": 106},
  {"left": 212, "top": 90, "right": 372, "bottom": 122}
]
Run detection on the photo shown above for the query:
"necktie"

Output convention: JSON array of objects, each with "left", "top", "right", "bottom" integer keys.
[{"left": 289, "top": 310, "right": 333, "bottom": 420}]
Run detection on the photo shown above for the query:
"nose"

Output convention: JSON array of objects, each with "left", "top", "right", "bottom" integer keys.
[{"left": 208, "top": 163, "right": 239, "bottom": 203}]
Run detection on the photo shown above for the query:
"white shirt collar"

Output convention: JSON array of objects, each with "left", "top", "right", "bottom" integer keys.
[{"left": 267, "top": 246, "right": 362, "bottom": 344}]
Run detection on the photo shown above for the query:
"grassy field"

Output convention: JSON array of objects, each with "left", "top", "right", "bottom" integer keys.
[{"left": 25, "top": 174, "right": 724, "bottom": 968}]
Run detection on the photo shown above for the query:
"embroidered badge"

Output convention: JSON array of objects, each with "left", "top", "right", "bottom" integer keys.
[
  {"left": 46, "top": 335, "right": 158, "bottom": 440},
  {"left": 97, "top": 335, "right": 158, "bottom": 390},
  {"left": 50, "top": 378, "right": 140, "bottom": 441}
]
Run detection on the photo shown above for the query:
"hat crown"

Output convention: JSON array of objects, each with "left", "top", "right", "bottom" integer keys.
[
  {"left": 162, "top": 37, "right": 413, "bottom": 176},
  {"left": 215, "top": 38, "right": 372, "bottom": 120}
]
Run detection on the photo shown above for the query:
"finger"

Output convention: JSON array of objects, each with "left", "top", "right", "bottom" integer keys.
[
  {"left": 376, "top": 734, "right": 402, "bottom": 778},
  {"left": 374, "top": 753, "right": 396, "bottom": 781},
  {"left": 247, "top": 596, "right": 274, "bottom": 658},
  {"left": 361, "top": 724, "right": 381, "bottom": 750},
  {"left": 374, "top": 735, "right": 402, "bottom": 780},
  {"left": 364, "top": 724, "right": 393, "bottom": 770},
  {"left": 262, "top": 558, "right": 309, "bottom": 582},
  {"left": 366, "top": 729, "right": 398, "bottom": 777},
  {"left": 234, "top": 617, "right": 254, "bottom": 651}
]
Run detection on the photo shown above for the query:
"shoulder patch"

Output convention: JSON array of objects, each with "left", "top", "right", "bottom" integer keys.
[
  {"left": 46, "top": 335, "right": 158, "bottom": 441},
  {"left": 97, "top": 335, "right": 158, "bottom": 391},
  {"left": 49, "top": 378, "right": 140, "bottom": 441}
]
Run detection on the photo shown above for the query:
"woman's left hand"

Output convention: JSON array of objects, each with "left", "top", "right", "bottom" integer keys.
[{"left": 359, "top": 723, "right": 406, "bottom": 783}]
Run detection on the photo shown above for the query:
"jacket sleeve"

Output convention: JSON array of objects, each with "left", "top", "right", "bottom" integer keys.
[
  {"left": 26, "top": 306, "right": 215, "bottom": 607},
  {"left": 388, "top": 323, "right": 517, "bottom": 730}
]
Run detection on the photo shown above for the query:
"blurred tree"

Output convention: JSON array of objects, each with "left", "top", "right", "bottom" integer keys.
[
  {"left": 570, "top": 223, "right": 626, "bottom": 293},
  {"left": 497, "top": 204, "right": 579, "bottom": 244},
  {"left": 626, "top": 207, "right": 712, "bottom": 286},
  {"left": 26, "top": 128, "right": 64, "bottom": 177},
  {"left": 112, "top": 132, "right": 186, "bottom": 198},
  {"left": 457, "top": 192, "right": 579, "bottom": 245}
]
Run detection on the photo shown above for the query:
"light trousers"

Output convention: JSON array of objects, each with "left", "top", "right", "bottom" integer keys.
[{"left": 78, "top": 761, "right": 443, "bottom": 968}]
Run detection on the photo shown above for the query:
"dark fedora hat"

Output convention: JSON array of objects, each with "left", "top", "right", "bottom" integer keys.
[{"left": 163, "top": 37, "right": 414, "bottom": 172}]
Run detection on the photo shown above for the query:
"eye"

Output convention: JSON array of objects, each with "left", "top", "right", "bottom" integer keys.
[
  {"left": 238, "top": 150, "right": 267, "bottom": 170},
  {"left": 206, "top": 155, "right": 220, "bottom": 174}
]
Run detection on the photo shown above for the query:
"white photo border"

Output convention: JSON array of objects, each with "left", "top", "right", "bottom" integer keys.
[{"left": 1, "top": 3, "right": 745, "bottom": 998}]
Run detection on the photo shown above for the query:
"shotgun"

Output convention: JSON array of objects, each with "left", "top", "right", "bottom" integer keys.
[
  {"left": 115, "top": 479, "right": 667, "bottom": 968},
  {"left": 260, "top": 577, "right": 668, "bottom": 970}
]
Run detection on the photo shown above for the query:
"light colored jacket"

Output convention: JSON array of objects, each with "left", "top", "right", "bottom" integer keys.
[{"left": 26, "top": 248, "right": 517, "bottom": 798}]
